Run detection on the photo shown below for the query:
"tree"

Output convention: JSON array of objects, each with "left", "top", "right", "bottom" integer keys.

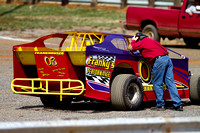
[
  {"left": 6, "top": 0, "right": 12, "bottom": 4},
  {"left": 32, "top": 0, "right": 40, "bottom": 5},
  {"left": 174, "top": 0, "right": 181, "bottom": 6},
  {"left": 148, "top": 0, "right": 155, "bottom": 7},
  {"left": 61, "top": 0, "right": 69, "bottom": 6},
  {"left": 91, "top": 0, "right": 97, "bottom": 7},
  {"left": 120, "top": 0, "right": 127, "bottom": 9}
]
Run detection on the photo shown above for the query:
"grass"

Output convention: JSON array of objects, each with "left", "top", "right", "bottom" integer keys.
[{"left": 0, "top": 4, "right": 125, "bottom": 31}]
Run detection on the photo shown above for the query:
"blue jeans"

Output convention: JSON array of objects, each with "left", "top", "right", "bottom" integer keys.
[{"left": 152, "top": 55, "right": 182, "bottom": 107}]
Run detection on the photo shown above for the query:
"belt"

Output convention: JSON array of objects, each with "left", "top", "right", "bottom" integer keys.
[{"left": 155, "top": 55, "right": 167, "bottom": 59}]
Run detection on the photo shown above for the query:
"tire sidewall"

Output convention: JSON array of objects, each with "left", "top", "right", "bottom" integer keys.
[
  {"left": 189, "top": 73, "right": 200, "bottom": 102},
  {"left": 122, "top": 75, "right": 144, "bottom": 110},
  {"left": 142, "top": 24, "right": 160, "bottom": 42}
]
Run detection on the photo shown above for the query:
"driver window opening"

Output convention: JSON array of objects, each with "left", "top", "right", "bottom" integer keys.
[
  {"left": 111, "top": 38, "right": 127, "bottom": 50},
  {"left": 185, "top": 0, "right": 200, "bottom": 15},
  {"left": 43, "top": 37, "right": 64, "bottom": 51}
]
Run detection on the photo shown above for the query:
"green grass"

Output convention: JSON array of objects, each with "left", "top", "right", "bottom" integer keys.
[{"left": 0, "top": 4, "right": 125, "bottom": 31}]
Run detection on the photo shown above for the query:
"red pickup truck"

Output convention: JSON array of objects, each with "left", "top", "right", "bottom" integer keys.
[{"left": 125, "top": 0, "right": 200, "bottom": 47}]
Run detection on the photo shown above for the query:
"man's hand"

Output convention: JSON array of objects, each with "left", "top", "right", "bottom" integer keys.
[
  {"left": 189, "top": 11, "right": 193, "bottom": 16},
  {"left": 127, "top": 44, "right": 133, "bottom": 51},
  {"left": 127, "top": 44, "right": 134, "bottom": 55},
  {"left": 132, "top": 35, "right": 138, "bottom": 41}
]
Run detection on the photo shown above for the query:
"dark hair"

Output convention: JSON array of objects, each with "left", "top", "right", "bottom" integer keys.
[{"left": 135, "top": 32, "right": 148, "bottom": 42}]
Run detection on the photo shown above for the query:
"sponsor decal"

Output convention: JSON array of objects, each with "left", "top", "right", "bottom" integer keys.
[
  {"left": 86, "top": 68, "right": 110, "bottom": 78},
  {"left": 35, "top": 51, "right": 64, "bottom": 56},
  {"left": 34, "top": 52, "right": 67, "bottom": 78},
  {"left": 86, "top": 55, "right": 116, "bottom": 92},
  {"left": 44, "top": 56, "right": 58, "bottom": 67},
  {"left": 87, "top": 55, "right": 115, "bottom": 70},
  {"left": 138, "top": 59, "right": 152, "bottom": 84}
]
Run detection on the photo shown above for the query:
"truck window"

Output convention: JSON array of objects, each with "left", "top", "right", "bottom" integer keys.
[
  {"left": 186, "top": 0, "right": 194, "bottom": 10},
  {"left": 111, "top": 38, "right": 127, "bottom": 50},
  {"left": 185, "top": 0, "right": 200, "bottom": 13}
]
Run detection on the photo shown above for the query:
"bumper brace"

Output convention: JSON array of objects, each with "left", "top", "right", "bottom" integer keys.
[{"left": 11, "top": 78, "right": 85, "bottom": 101}]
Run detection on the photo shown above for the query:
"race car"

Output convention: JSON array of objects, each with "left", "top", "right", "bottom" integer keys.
[{"left": 11, "top": 31, "right": 199, "bottom": 110}]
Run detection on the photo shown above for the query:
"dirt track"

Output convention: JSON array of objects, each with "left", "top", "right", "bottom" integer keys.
[{"left": 0, "top": 29, "right": 200, "bottom": 122}]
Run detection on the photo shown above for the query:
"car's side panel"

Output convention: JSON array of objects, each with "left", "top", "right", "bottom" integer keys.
[{"left": 85, "top": 54, "right": 116, "bottom": 101}]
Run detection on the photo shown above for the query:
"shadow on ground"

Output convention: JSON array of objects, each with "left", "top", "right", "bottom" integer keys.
[
  {"left": 17, "top": 99, "right": 196, "bottom": 112},
  {"left": 0, "top": 5, "right": 25, "bottom": 17}
]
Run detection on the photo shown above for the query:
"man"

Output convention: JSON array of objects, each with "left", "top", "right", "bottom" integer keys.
[
  {"left": 186, "top": 0, "right": 200, "bottom": 16},
  {"left": 127, "top": 32, "right": 183, "bottom": 111}
]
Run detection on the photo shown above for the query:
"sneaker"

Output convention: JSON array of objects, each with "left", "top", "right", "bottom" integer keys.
[
  {"left": 151, "top": 106, "right": 165, "bottom": 111},
  {"left": 174, "top": 106, "right": 183, "bottom": 111}
]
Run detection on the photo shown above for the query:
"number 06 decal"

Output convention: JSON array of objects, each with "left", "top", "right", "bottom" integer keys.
[
  {"left": 139, "top": 59, "right": 151, "bottom": 83},
  {"left": 44, "top": 56, "right": 58, "bottom": 66}
]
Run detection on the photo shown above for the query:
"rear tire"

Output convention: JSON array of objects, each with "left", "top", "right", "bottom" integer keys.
[
  {"left": 142, "top": 24, "right": 160, "bottom": 42},
  {"left": 40, "top": 95, "right": 72, "bottom": 109},
  {"left": 189, "top": 73, "right": 200, "bottom": 104},
  {"left": 111, "top": 74, "right": 143, "bottom": 110}
]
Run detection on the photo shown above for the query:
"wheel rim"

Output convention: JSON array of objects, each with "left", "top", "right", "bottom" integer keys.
[
  {"left": 127, "top": 83, "right": 140, "bottom": 104},
  {"left": 144, "top": 29, "right": 154, "bottom": 39}
]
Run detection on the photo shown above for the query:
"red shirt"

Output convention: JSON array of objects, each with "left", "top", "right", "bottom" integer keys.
[{"left": 131, "top": 37, "right": 168, "bottom": 65}]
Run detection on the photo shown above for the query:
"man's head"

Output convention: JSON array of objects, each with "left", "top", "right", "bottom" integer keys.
[
  {"left": 134, "top": 32, "right": 148, "bottom": 42},
  {"left": 195, "top": 0, "right": 200, "bottom": 5}
]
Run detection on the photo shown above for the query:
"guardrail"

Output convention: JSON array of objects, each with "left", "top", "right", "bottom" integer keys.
[
  {"left": 1, "top": 0, "right": 176, "bottom": 8},
  {"left": 66, "top": 0, "right": 174, "bottom": 7},
  {"left": 44, "top": 0, "right": 175, "bottom": 8},
  {"left": 0, "top": 117, "right": 200, "bottom": 133}
]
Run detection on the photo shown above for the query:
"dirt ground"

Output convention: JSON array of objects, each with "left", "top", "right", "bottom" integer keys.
[{"left": 0, "top": 26, "right": 196, "bottom": 45}]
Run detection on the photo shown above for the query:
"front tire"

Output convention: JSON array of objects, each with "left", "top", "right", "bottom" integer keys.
[
  {"left": 111, "top": 74, "right": 144, "bottom": 110},
  {"left": 142, "top": 24, "right": 160, "bottom": 42},
  {"left": 189, "top": 73, "right": 200, "bottom": 104}
]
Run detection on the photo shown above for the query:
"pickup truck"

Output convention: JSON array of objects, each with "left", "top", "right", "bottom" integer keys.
[
  {"left": 124, "top": 0, "right": 200, "bottom": 47},
  {"left": 11, "top": 31, "right": 200, "bottom": 110}
]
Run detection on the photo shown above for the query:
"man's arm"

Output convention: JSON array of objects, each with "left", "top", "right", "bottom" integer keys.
[
  {"left": 127, "top": 43, "right": 133, "bottom": 51},
  {"left": 127, "top": 36, "right": 138, "bottom": 54},
  {"left": 127, "top": 36, "right": 138, "bottom": 50},
  {"left": 186, "top": 6, "right": 196, "bottom": 16}
]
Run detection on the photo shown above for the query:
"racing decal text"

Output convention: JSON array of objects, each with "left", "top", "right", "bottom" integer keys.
[
  {"left": 35, "top": 51, "right": 64, "bottom": 56},
  {"left": 44, "top": 56, "right": 58, "bottom": 67},
  {"left": 86, "top": 68, "right": 110, "bottom": 78},
  {"left": 87, "top": 56, "right": 115, "bottom": 70},
  {"left": 52, "top": 68, "right": 66, "bottom": 72},
  {"left": 86, "top": 55, "right": 116, "bottom": 89}
]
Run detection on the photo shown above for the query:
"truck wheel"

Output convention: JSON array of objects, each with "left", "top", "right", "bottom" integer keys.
[
  {"left": 40, "top": 95, "right": 72, "bottom": 109},
  {"left": 142, "top": 24, "right": 160, "bottom": 42},
  {"left": 184, "top": 38, "right": 199, "bottom": 48},
  {"left": 111, "top": 74, "right": 143, "bottom": 110},
  {"left": 189, "top": 73, "right": 200, "bottom": 103}
]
